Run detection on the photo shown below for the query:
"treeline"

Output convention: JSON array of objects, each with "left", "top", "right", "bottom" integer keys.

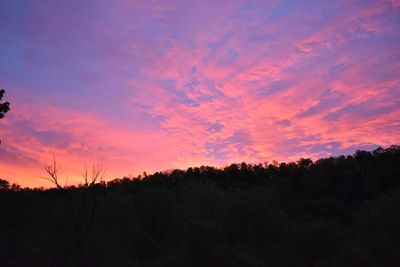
[{"left": 1, "top": 146, "right": 400, "bottom": 267}]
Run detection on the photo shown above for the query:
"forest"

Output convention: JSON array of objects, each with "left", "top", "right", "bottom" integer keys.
[{"left": 1, "top": 145, "right": 399, "bottom": 267}]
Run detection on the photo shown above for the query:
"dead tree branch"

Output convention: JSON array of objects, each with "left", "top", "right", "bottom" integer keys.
[{"left": 42, "top": 155, "right": 65, "bottom": 190}]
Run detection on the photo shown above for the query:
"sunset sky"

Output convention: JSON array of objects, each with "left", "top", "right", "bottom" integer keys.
[{"left": 0, "top": 0, "right": 399, "bottom": 187}]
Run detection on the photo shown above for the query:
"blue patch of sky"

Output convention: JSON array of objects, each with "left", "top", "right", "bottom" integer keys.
[
  {"left": 267, "top": 0, "right": 293, "bottom": 20},
  {"left": 281, "top": 139, "right": 381, "bottom": 159},
  {"left": 257, "top": 79, "right": 293, "bottom": 97},
  {"left": 297, "top": 88, "right": 346, "bottom": 119},
  {"left": 205, "top": 130, "right": 252, "bottom": 160},
  {"left": 207, "top": 122, "right": 224, "bottom": 132},
  {"left": 159, "top": 79, "right": 199, "bottom": 106},
  {"left": 323, "top": 100, "right": 400, "bottom": 121}
]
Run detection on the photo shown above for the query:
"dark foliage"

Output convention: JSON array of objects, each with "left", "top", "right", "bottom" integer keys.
[
  {"left": 0, "top": 89, "right": 10, "bottom": 119},
  {"left": 0, "top": 89, "right": 11, "bottom": 145},
  {"left": 1, "top": 146, "right": 400, "bottom": 266}
]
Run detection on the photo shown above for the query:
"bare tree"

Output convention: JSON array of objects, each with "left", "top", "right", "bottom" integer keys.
[
  {"left": 42, "top": 156, "right": 106, "bottom": 260},
  {"left": 43, "top": 156, "right": 66, "bottom": 190},
  {"left": 82, "top": 162, "right": 105, "bottom": 188}
]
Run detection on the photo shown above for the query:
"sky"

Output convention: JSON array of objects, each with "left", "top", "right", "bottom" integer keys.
[{"left": 0, "top": 0, "right": 399, "bottom": 187}]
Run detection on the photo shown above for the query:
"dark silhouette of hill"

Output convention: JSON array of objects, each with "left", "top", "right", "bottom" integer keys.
[{"left": 1, "top": 145, "right": 400, "bottom": 267}]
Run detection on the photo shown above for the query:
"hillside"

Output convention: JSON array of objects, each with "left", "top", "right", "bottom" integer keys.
[{"left": 1, "top": 146, "right": 400, "bottom": 267}]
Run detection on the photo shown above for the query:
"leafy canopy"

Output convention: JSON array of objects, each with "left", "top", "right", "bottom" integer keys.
[{"left": 0, "top": 89, "right": 10, "bottom": 119}]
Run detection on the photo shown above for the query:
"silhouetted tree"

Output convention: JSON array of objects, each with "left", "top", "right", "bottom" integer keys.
[
  {"left": 0, "top": 89, "right": 10, "bottom": 145},
  {"left": 42, "top": 157, "right": 105, "bottom": 266},
  {"left": 0, "top": 89, "right": 10, "bottom": 119},
  {"left": 0, "top": 178, "right": 10, "bottom": 190}
]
